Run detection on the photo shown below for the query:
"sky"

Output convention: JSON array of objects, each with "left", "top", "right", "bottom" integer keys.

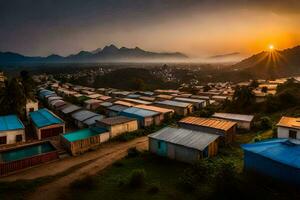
[{"left": 1, "top": 0, "right": 300, "bottom": 58}]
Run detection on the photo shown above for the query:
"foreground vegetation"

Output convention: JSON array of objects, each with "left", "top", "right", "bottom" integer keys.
[{"left": 64, "top": 130, "right": 299, "bottom": 200}]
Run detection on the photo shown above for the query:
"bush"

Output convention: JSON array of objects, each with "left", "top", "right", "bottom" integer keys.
[
  {"left": 70, "top": 176, "right": 97, "bottom": 190},
  {"left": 129, "top": 169, "right": 146, "bottom": 188},
  {"left": 127, "top": 147, "right": 141, "bottom": 158},
  {"left": 147, "top": 184, "right": 160, "bottom": 194},
  {"left": 259, "top": 116, "right": 272, "bottom": 130},
  {"left": 179, "top": 160, "right": 214, "bottom": 191}
]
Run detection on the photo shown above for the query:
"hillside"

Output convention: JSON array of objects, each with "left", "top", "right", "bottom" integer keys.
[
  {"left": 0, "top": 45, "right": 187, "bottom": 64},
  {"left": 93, "top": 68, "right": 178, "bottom": 90},
  {"left": 231, "top": 45, "right": 300, "bottom": 79}
]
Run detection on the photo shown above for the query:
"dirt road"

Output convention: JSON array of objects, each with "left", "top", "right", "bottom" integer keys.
[{"left": 2, "top": 137, "right": 148, "bottom": 200}]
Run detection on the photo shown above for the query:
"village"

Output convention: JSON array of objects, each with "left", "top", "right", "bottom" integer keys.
[{"left": 0, "top": 73, "right": 300, "bottom": 199}]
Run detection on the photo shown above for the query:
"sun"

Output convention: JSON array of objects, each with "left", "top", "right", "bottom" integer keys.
[{"left": 268, "top": 44, "right": 274, "bottom": 51}]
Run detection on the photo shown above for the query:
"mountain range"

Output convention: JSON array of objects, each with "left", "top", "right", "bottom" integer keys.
[
  {"left": 0, "top": 45, "right": 188, "bottom": 64},
  {"left": 231, "top": 45, "right": 300, "bottom": 78}
]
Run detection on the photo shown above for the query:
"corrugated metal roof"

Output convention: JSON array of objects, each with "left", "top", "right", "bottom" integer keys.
[
  {"left": 61, "top": 104, "right": 82, "bottom": 114},
  {"left": 174, "top": 97, "right": 206, "bottom": 104},
  {"left": 179, "top": 117, "right": 236, "bottom": 131},
  {"left": 156, "top": 94, "right": 174, "bottom": 100},
  {"left": 100, "top": 102, "right": 113, "bottom": 107},
  {"left": 212, "top": 113, "right": 254, "bottom": 122},
  {"left": 47, "top": 96, "right": 63, "bottom": 103},
  {"left": 108, "top": 105, "right": 129, "bottom": 112},
  {"left": 149, "top": 127, "right": 219, "bottom": 151},
  {"left": 277, "top": 116, "right": 300, "bottom": 129},
  {"left": 0, "top": 115, "right": 24, "bottom": 131},
  {"left": 71, "top": 110, "right": 99, "bottom": 122},
  {"left": 84, "top": 99, "right": 102, "bottom": 104},
  {"left": 30, "top": 108, "right": 64, "bottom": 128},
  {"left": 242, "top": 139, "right": 300, "bottom": 169},
  {"left": 122, "top": 98, "right": 152, "bottom": 105},
  {"left": 97, "top": 116, "right": 136, "bottom": 126},
  {"left": 155, "top": 100, "right": 192, "bottom": 108},
  {"left": 121, "top": 107, "right": 159, "bottom": 117},
  {"left": 62, "top": 128, "right": 104, "bottom": 142},
  {"left": 83, "top": 115, "right": 105, "bottom": 126},
  {"left": 114, "top": 100, "right": 136, "bottom": 107},
  {"left": 134, "top": 105, "right": 174, "bottom": 114}
]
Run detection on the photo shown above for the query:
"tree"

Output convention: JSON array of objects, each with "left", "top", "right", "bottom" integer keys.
[{"left": 0, "top": 78, "right": 27, "bottom": 116}]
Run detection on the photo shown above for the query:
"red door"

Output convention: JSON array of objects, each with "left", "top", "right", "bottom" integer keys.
[{"left": 41, "top": 126, "right": 63, "bottom": 139}]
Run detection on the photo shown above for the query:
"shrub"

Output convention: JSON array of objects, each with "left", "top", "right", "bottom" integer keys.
[
  {"left": 259, "top": 116, "right": 272, "bottom": 130},
  {"left": 129, "top": 169, "right": 146, "bottom": 188},
  {"left": 147, "top": 184, "right": 160, "bottom": 194},
  {"left": 179, "top": 160, "right": 214, "bottom": 191},
  {"left": 70, "top": 176, "right": 97, "bottom": 190},
  {"left": 127, "top": 147, "right": 140, "bottom": 158}
]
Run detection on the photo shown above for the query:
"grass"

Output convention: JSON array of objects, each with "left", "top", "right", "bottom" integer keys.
[
  {"left": 64, "top": 130, "right": 299, "bottom": 200},
  {"left": 0, "top": 157, "right": 100, "bottom": 200},
  {"left": 65, "top": 153, "right": 194, "bottom": 200}
]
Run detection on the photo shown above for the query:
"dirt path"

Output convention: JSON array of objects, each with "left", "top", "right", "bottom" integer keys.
[
  {"left": 2, "top": 137, "right": 148, "bottom": 182},
  {"left": 1, "top": 137, "right": 148, "bottom": 200}
]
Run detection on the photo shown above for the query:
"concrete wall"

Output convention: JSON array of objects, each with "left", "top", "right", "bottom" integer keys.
[
  {"left": 0, "top": 129, "right": 25, "bottom": 145},
  {"left": 277, "top": 127, "right": 300, "bottom": 140}
]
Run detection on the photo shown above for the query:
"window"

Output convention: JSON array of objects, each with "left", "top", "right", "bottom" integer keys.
[
  {"left": 0, "top": 136, "right": 7, "bottom": 145},
  {"left": 158, "top": 141, "right": 161, "bottom": 149},
  {"left": 16, "top": 134, "right": 23, "bottom": 142},
  {"left": 289, "top": 130, "right": 297, "bottom": 139}
]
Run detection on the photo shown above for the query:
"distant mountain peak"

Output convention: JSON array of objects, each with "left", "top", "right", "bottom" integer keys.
[{"left": 0, "top": 44, "right": 188, "bottom": 64}]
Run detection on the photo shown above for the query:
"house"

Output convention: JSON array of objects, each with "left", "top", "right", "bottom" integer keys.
[
  {"left": 60, "top": 104, "right": 82, "bottom": 115},
  {"left": 106, "top": 105, "right": 129, "bottom": 117},
  {"left": 71, "top": 110, "right": 99, "bottom": 128},
  {"left": 121, "top": 98, "right": 152, "bottom": 105},
  {"left": 38, "top": 89, "right": 56, "bottom": 100},
  {"left": 119, "top": 107, "right": 161, "bottom": 127},
  {"left": 114, "top": 100, "right": 136, "bottom": 107},
  {"left": 60, "top": 127, "right": 109, "bottom": 156},
  {"left": 154, "top": 100, "right": 193, "bottom": 116},
  {"left": 0, "top": 115, "right": 25, "bottom": 145},
  {"left": 82, "top": 115, "right": 105, "bottom": 127},
  {"left": 173, "top": 97, "right": 206, "bottom": 110},
  {"left": 134, "top": 104, "right": 174, "bottom": 120},
  {"left": 25, "top": 100, "right": 39, "bottom": 118},
  {"left": 276, "top": 117, "right": 300, "bottom": 140},
  {"left": 154, "top": 89, "right": 180, "bottom": 95},
  {"left": 155, "top": 94, "right": 174, "bottom": 101},
  {"left": 96, "top": 116, "right": 138, "bottom": 138},
  {"left": 30, "top": 108, "right": 65, "bottom": 140},
  {"left": 242, "top": 139, "right": 300, "bottom": 185},
  {"left": 139, "top": 96, "right": 156, "bottom": 102},
  {"left": 49, "top": 99, "right": 67, "bottom": 110},
  {"left": 212, "top": 113, "right": 254, "bottom": 130},
  {"left": 178, "top": 117, "right": 237, "bottom": 144},
  {"left": 148, "top": 127, "right": 219, "bottom": 163},
  {"left": 84, "top": 99, "right": 102, "bottom": 110}
]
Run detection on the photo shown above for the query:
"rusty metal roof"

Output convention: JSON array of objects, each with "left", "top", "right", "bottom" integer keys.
[
  {"left": 179, "top": 116, "right": 236, "bottom": 131},
  {"left": 134, "top": 104, "right": 174, "bottom": 114},
  {"left": 277, "top": 116, "right": 300, "bottom": 129}
]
